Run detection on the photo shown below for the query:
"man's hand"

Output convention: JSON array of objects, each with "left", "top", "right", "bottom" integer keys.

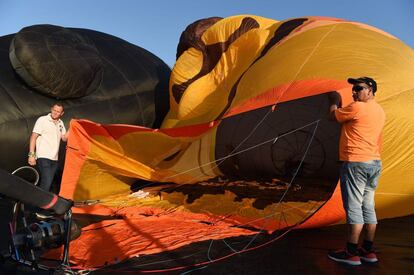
[
  {"left": 328, "top": 91, "right": 342, "bottom": 121},
  {"left": 28, "top": 156, "right": 36, "bottom": 166},
  {"left": 328, "top": 91, "right": 342, "bottom": 107},
  {"left": 29, "top": 132, "right": 39, "bottom": 165},
  {"left": 62, "top": 129, "right": 70, "bottom": 142}
]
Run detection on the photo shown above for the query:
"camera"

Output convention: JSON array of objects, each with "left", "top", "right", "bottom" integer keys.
[{"left": 0, "top": 167, "right": 77, "bottom": 272}]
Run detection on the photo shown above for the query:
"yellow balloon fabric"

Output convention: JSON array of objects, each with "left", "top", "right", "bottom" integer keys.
[
  {"left": 58, "top": 15, "right": 414, "bottom": 268},
  {"left": 161, "top": 15, "right": 414, "bottom": 219},
  {"left": 62, "top": 14, "right": 414, "bottom": 219}
]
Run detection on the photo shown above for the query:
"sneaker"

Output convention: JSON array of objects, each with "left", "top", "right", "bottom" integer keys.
[
  {"left": 328, "top": 249, "right": 361, "bottom": 266},
  {"left": 358, "top": 247, "right": 378, "bottom": 263}
]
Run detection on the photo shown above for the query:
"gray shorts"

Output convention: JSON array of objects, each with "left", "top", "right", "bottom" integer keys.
[{"left": 340, "top": 160, "right": 382, "bottom": 224}]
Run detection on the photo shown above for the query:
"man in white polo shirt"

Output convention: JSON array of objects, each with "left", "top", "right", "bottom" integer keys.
[{"left": 28, "top": 103, "right": 69, "bottom": 193}]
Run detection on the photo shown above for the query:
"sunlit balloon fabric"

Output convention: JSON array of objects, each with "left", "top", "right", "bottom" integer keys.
[
  {"left": 59, "top": 15, "right": 414, "bottom": 268},
  {"left": 0, "top": 24, "right": 170, "bottom": 173}
]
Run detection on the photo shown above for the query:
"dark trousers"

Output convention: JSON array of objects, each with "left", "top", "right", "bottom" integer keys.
[{"left": 37, "top": 158, "right": 58, "bottom": 192}]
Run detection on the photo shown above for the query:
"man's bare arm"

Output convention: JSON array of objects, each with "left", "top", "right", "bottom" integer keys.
[
  {"left": 328, "top": 91, "right": 342, "bottom": 121},
  {"left": 61, "top": 129, "right": 69, "bottom": 142},
  {"left": 28, "top": 132, "right": 39, "bottom": 166}
]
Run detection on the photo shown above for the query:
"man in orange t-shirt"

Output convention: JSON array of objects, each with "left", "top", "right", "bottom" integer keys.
[{"left": 327, "top": 77, "right": 385, "bottom": 266}]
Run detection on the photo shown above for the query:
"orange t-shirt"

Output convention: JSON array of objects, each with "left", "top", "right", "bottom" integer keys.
[{"left": 334, "top": 100, "right": 385, "bottom": 162}]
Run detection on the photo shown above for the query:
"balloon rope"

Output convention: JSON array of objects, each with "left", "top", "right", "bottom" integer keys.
[
  {"left": 164, "top": 119, "right": 321, "bottom": 181},
  {"left": 164, "top": 24, "right": 337, "bottom": 183},
  {"left": 69, "top": 22, "right": 338, "bottom": 274},
  {"left": 74, "top": 24, "right": 337, "bottom": 202},
  {"left": 207, "top": 119, "right": 320, "bottom": 252}
]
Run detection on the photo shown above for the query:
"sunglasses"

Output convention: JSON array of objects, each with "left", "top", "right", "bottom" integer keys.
[{"left": 352, "top": 85, "right": 369, "bottom": 92}]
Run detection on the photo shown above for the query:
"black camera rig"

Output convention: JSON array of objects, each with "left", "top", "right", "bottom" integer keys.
[{"left": 0, "top": 167, "right": 78, "bottom": 274}]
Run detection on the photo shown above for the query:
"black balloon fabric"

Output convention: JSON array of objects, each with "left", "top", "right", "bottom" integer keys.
[
  {"left": 10, "top": 25, "right": 104, "bottom": 99},
  {"left": 0, "top": 24, "right": 170, "bottom": 173}
]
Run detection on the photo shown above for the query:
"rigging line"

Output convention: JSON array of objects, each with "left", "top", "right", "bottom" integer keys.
[
  {"left": 228, "top": 21, "right": 335, "bottom": 151},
  {"left": 154, "top": 108, "right": 276, "bottom": 193},
  {"left": 207, "top": 239, "right": 214, "bottom": 262},
  {"left": 138, "top": 227, "right": 294, "bottom": 273},
  {"left": 165, "top": 24, "right": 336, "bottom": 183},
  {"left": 201, "top": 119, "right": 321, "bottom": 253},
  {"left": 164, "top": 119, "right": 321, "bottom": 180},
  {"left": 84, "top": 118, "right": 322, "bottom": 207},
  {"left": 118, "top": 25, "right": 335, "bottom": 270},
  {"left": 236, "top": 120, "right": 321, "bottom": 252},
  {"left": 219, "top": 106, "right": 274, "bottom": 161},
  {"left": 77, "top": 122, "right": 323, "bottom": 263},
  {"left": 78, "top": 26, "right": 335, "bottom": 224},
  {"left": 89, "top": 200, "right": 329, "bottom": 273},
  {"left": 217, "top": 119, "right": 320, "bottom": 252},
  {"left": 151, "top": 119, "right": 321, "bottom": 208},
  {"left": 278, "top": 119, "right": 320, "bottom": 203},
  {"left": 238, "top": 119, "right": 320, "bottom": 229},
  {"left": 276, "top": 24, "right": 337, "bottom": 106},
  {"left": 80, "top": 25, "right": 337, "bottom": 201},
  {"left": 126, "top": 231, "right": 252, "bottom": 270},
  {"left": 182, "top": 203, "right": 320, "bottom": 261},
  {"left": 206, "top": 109, "right": 277, "bottom": 183},
  {"left": 221, "top": 239, "right": 242, "bottom": 254},
  {"left": 119, "top": 249, "right": 206, "bottom": 269}
]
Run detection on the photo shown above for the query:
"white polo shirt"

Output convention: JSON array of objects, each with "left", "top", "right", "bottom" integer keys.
[{"left": 32, "top": 113, "right": 66, "bottom": 161}]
